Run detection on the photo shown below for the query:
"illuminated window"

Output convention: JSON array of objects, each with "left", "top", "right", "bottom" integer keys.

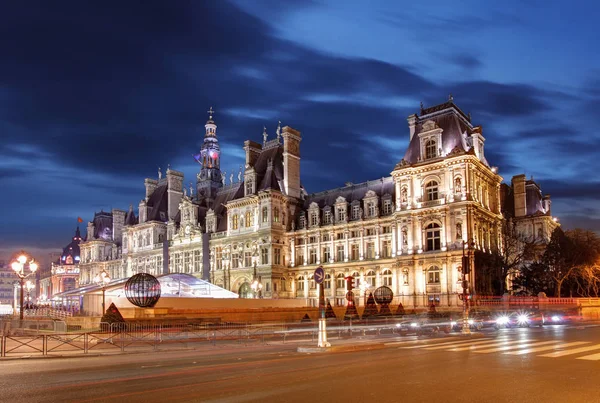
[
  {"left": 336, "top": 245, "right": 345, "bottom": 261},
  {"left": 322, "top": 246, "right": 330, "bottom": 263},
  {"left": 262, "top": 207, "right": 268, "bottom": 223},
  {"left": 365, "top": 270, "right": 376, "bottom": 286},
  {"left": 232, "top": 214, "right": 239, "bottom": 230},
  {"left": 310, "top": 212, "right": 318, "bottom": 226},
  {"left": 367, "top": 202, "right": 376, "bottom": 217},
  {"left": 309, "top": 248, "right": 317, "bottom": 264},
  {"left": 352, "top": 205, "right": 360, "bottom": 220},
  {"left": 425, "top": 140, "right": 437, "bottom": 159},
  {"left": 324, "top": 274, "right": 331, "bottom": 289},
  {"left": 425, "top": 181, "right": 439, "bottom": 201},
  {"left": 366, "top": 242, "right": 375, "bottom": 259},
  {"left": 273, "top": 207, "right": 280, "bottom": 223},
  {"left": 297, "top": 276, "right": 305, "bottom": 291},
  {"left": 281, "top": 277, "right": 287, "bottom": 291},
  {"left": 245, "top": 211, "right": 252, "bottom": 227},
  {"left": 428, "top": 266, "right": 440, "bottom": 284},
  {"left": 381, "top": 240, "right": 391, "bottom": 258},
  {"left": 261, "top": 247, "right": 269, "bottom": 265},
  {"left": 383, "top": 200, "right": 392, "bottom": 215},
  {"left": 337, "top": 207, "right": 346, "bottom": 222},
  {"left": 426, "top": 223, "right": 441, "bottom": 251},
  {"left": 351, "top": 244, "right": 359, "bottom": 260},
  {"left": 382, "top": 269, "right": 392, "bottom": 286},
  {"left": 274, "top": 248, "right": 281, "bottom": 265},
  {"left": 324, "top": 210, "right": 332, "bottom": 224},
  {"left": 336, "top": 274, "right": 345, "bottom": 288}
]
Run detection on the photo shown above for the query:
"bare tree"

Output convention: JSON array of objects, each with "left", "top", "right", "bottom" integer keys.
[{"left": 494, "top": 218, "right": 537, "bottom": 294}]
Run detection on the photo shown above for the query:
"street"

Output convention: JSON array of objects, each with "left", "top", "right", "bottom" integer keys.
[{"left": 2, "top": 324, "right": 600, "bottom": 402}]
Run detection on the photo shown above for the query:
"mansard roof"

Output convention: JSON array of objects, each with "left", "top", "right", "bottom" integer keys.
[
  {"left": 60, "top": 227, "right": 82, "bottom": 264},
  {"left": 146, "top": 183, "right": 169, "bottom": 222},
  {"left": 92, "top": 210, "right": 113, "bottom": 240},
  {"left": 303, "top": 177, "right": 395, "bottom": 209},
  {"left": 212, "top": 182, "right": 244, "bottom": 232},
  {"left": 253, "top": 141, "right": 284, "bottom": 192},
  {"left": 403, "top": 100, "right": 475, "bottom": 165},
  {"left": 526, "top": 179, "right": 546, "bottom": 216}
]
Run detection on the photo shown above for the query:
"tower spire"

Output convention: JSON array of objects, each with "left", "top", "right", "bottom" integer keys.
[{"left": 207, "top": 106, "right": 215, "bottom": 122}]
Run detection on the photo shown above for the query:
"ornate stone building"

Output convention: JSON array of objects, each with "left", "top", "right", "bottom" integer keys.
[{"left": 77, "top": 98, "right": 554, "bottom": 307}]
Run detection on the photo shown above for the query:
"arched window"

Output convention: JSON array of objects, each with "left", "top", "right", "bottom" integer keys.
[
  {"left": 382, "top": 269, "right": 392, "bottom": 286},
  {"left": 427, "top": 266, "right": 440, "bottom": 284},
  {"left": 297, "top": 276, "right": 305, "bottom": 291},
  {"left": 273, "top": 207, "right": 280, "bottom": 223},
  {"left": 245, "top": 211, "right": 252, "bottom": 227},
  {"left": 425, "top": 181, "right": 439, "bottom": 201},
  {"left": 232, "top": 214, "right": 239, "bottom": 230},
  {"left": 425, "top": 140, "right": 437, "bottom": 159},
  {"left": 324, "top": 274, "right": 331, "bottom": 289},
  {"left": 262, "top": 207, "right": 268, "bottom": 223},
  {"left": 426, "top": 223, "right": 441, "bottom": 251},
  {"left": 352, "top": 271, "right": 360, "bottom": 287},
  {"left": 336, "top": 273, "right": 345, "bottom": 289},
  {"left": 365, "top": 270, "right": 376, "bottom": 286}
]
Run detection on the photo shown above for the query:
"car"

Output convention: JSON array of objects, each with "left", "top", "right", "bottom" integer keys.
[
  {"left": 404, "top": 313, "right": 452, "bottom": 335},
  {"left": 544, "top": 309, "right": 579, "bottom": 325},
  {"left": 494, "top": 312, "right": 516, "bottom": 329},
  {"left": 516, "top": 310, "right": 544, "bottom": 327}
]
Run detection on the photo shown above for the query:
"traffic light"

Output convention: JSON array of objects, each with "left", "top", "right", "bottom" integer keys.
[
  {"left": 345, "top": 276, "right": 355, "bottom": 291},
  {"left": 462, "top": 256, "right": 470, "bottom": 275}
]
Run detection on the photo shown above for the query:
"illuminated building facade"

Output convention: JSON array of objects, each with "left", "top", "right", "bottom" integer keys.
[{"left": 77, "top": 99, "right": 554, "bottom": 307}]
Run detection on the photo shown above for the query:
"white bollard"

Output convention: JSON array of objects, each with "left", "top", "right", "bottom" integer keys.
[{"left": 317, "top": 317, "right": 330, "bottom": 348}]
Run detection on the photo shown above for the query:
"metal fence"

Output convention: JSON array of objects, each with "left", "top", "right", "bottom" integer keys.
[{"left": 0, "top": 318, "right": 408, "bottom": 358}]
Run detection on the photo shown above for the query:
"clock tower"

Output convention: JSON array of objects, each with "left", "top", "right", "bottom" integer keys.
[{"left": 195, "top": 106, "right": 224, "bottom": 203}]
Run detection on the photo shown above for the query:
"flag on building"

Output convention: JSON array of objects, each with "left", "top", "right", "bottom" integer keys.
[{"left": 77, "top": 217, "right": 83, "bottom": 223}]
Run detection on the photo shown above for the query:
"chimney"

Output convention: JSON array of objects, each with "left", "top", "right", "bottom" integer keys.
[
  {"left": 512, "top": 174, "right": 527, "bottom": 217},
  {"left": 281, "top": 126, "right": 302, "bottom": 199},
  {"left": 87, "top": 221, "right": 95, "bottom": 240},
  {"left": 166, "top": 168, "right": 184, "bottom": 220},
  {"left": 407, "top": 114, "right": 418, "bottom": 140},
  {"left": 244, "top": 140, "right": 262, "bottom": 168},
  {"left": 144, "top": 178, "right": 158, "bottom": 202},
  {"left": 138, "top": 200, "right": 147, "bottom": 223},
  {"left": 112, "top": 208, "right": 126, "bottom": 245}
]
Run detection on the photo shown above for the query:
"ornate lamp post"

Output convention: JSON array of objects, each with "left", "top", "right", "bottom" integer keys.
[
  {"left": 11, "top": 253, "right": 38, "bottom": 322},
  {"left": 461, "top": 239, "right": 475, "bottom": 335},
  {"left": 93, "top": 270, "right": 111, "bottom": 315}
]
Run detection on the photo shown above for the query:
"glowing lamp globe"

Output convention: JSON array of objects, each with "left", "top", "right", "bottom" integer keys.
[{"left": 124, "top": 273, "right": 161, "bottom": 308}]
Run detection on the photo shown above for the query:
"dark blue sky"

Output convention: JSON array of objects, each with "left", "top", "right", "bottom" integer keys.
[{"left": 1, "top": 0, "right": 600, "bottom": 263}]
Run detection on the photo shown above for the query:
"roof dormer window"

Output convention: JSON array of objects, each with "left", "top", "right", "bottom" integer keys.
[{"left": 425, "top": 140, "right": 437, "bottom": 159}]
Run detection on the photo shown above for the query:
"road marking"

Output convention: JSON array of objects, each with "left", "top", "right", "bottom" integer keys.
[
  {"left": 401, "top": 338, "right": 492, "bottom": 350},
  {"left": 424, "top": 338, "right": 507, "bottom": 351},
  {"left": 448, "top": 339, "right": 527, "bottom": 351},
  {"left": 540, "top": 344, "right": 600, "bottom": 358},
  {"left": 385, "top": 336, "right": 459, "bottom": 346},
  {"left": 475, "top": 340, "right": 556, "bottom": 354},
  {"left": 503, "top": 341, "right": 589, "bottom": 355},
  {"left": 576, "top": 352, "right": 600, "bottom": 361}
]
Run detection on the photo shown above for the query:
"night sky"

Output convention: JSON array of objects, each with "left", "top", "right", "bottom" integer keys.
[{"left": 1, "top": 1, "right": 599, "bottom": 264}]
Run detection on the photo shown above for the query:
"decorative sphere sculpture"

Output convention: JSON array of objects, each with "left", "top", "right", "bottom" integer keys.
[
  {"left": 124, "top": 273, "right": 161, "bottom": 308},
  {"left": 373, "top": 286, "right": 394, "bottom": 305}
]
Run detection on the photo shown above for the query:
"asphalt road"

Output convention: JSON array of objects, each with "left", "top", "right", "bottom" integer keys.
[{"left": 2, "top": 324, "right": 600, "bottom": 403}]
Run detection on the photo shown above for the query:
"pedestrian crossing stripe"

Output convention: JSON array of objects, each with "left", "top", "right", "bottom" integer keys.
[
  {"left": 504, "top": 341, "right": 589, "bottom": 355},
  {"left": 401, "top": 338, "right": 494, "bottom": 350},
  {"left": 474, "top": 340, "right": 557, "bottom": 354},
  {"left": 540, "top": 344, "right": 600, "bottom": 358},
  {"left": 384, "top": 336, "right": 461, "bottom": 347},
  {"left": 424, "top": 338, "right": 508, "bottom": 351},
  {"left": 448, "top": 339, "right": 531, "bottom": 352}
]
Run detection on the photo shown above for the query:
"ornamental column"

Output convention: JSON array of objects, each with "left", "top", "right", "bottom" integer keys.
[
  {"left": 375, "top": 225, "right": 381, "bottom": 259},
  {"left": 391, "top": 221, "right": 397, "bottom": 257}
]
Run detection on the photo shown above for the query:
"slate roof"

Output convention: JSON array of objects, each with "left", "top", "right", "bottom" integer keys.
[
  {"left": 403, "top": 100, "right": 484, "bottom": 165},
  {"left": 124, "top": 205, "right": 138, "bottom": 226},
  {"left": 212, "top": 183, "right": 244, "bottom": 232},
  {"left": 92, "top": 211, "right": 113, "bottom": 240},
  {"left": 146, "top": 183, "right": 169, "bottom": 222},
  {"left": 526, "top": 180, "right": 546, "bottom": 216},
  {"left": 304, "top": 177, "right": 394, "bottom": 209},
  {"left": 253, "top": 141, "right": 284, "bottom": 192}
]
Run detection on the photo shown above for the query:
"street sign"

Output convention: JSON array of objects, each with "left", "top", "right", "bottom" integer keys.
[{"left": 314, "top": 266, "right": 324, "bottom": 284}]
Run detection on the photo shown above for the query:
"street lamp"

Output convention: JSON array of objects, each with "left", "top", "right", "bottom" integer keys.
[
  {"left": 11, "top": 252, "right": 38, "bottom": 322},
  {"left": 93, "top": 270, "right": 111, "bottom": 315},
  {"left": 461, "top": 239, "right": 475, "bottom": 335}
]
